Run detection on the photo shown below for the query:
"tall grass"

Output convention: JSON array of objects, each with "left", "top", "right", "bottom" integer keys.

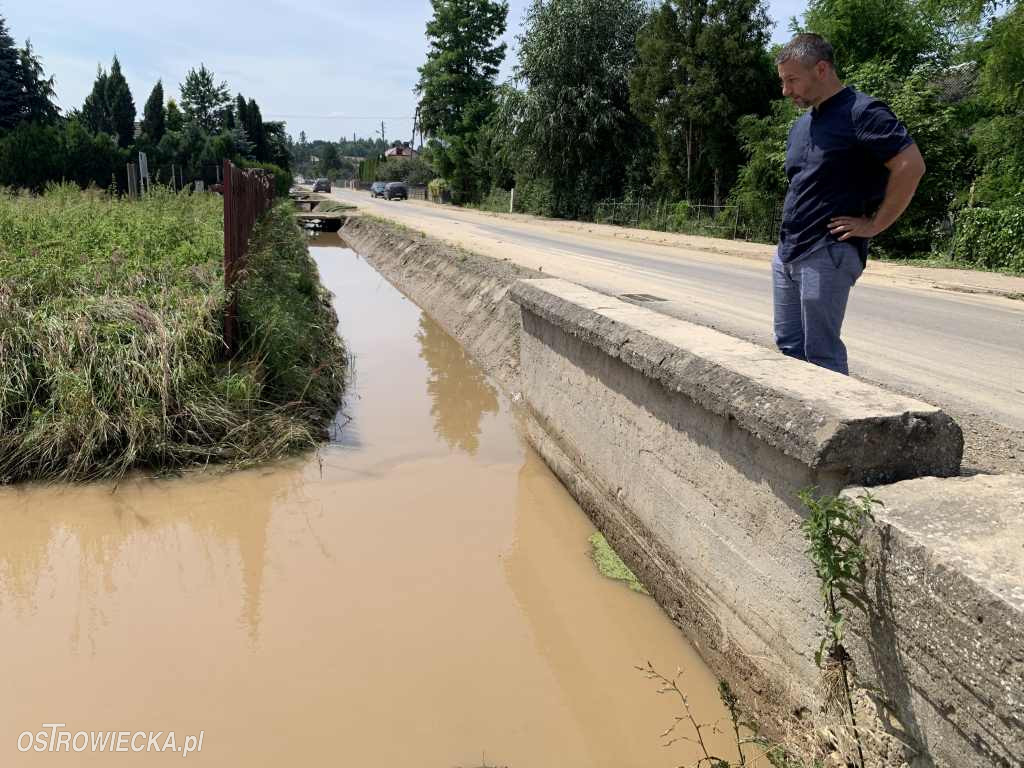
[{"left": 0, "top": 184, "right": 346, "bottom": 483}]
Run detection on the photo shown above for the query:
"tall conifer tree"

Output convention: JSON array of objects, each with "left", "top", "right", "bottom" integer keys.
[
  {"left": 106, "top": 56, "right": 136, "bottom": 148},
  {"left": 141, "top": 80, "right": 166, "bottom": 143},
  {"left": 415, "top": 0, "right": 508, "bottom": 202}
]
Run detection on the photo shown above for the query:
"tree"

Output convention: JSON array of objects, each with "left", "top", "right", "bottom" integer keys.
[
  {"left": 81, "top": 65, "right": 111, "bottom": 135},
  {"left": 80, "top": 56, "right": 136, "bottom": 148},
  {"left": 0, "top": 15, "right": 21, "bottom": 129},
  {"left": 141, "top": 80, "right": 166, "bottom": 144},
  {"left": 374, "top": 154, "right": 437, "bottom": 185},
  {"left": 630, "top": 0, "right": 775, "bottom": 203},
  {"left": 800, "top": 0, "right": 938, "bottom": 77},
  {"left": 415, "top": 0, "right": 508, "bottom": 202},
  {"left": 158, "top": 121, "right": 209, "bottom": 180},
  {"left": 179, "top": 64, "right": 231, "bottom": 132},
  {"left": 1, "top": 17, "right": 58, "bottom": 130},
  {"left": 166, "top": 98, "right": 184, "bottom": 132},
  {"left": 246, "top": 98, "right": 266, "bottom": 161},
  {"left": 320, "top": 142, "right": 341, "bottom": 176},
  {"left": 235, "top": 93, "right": 249, "bottom": 135},
  {"left": 472, "top": 90, "right": 517, "bottom": 192},
  {"left": 965, "top": 2, "right": 1024, "bottom": 207},
  {"left": 106, "top": 56, "right": 136, "bottom": 148},
  {"left": 510, "top": 0, "right": 650, "bottom": 218},
  {"left": 262, "top": 121, "right": 291, "bottom": 169},
  {"left": 209, "top": 126, "right": 253, "bottom": 162},
  {"left": 977, "top": 1, "right": 1024, "bottom": 111},
  {"left": 16, "top": 40, "right": 58, "bottom": 125},
  {"left": 730, "top": 98, "right": 799, "bottom": 232}
]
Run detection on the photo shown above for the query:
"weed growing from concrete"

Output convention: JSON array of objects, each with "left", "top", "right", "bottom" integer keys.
[
  {"left": 639, "top": 662, "right": 823, "bottom": 767},
  {"left": 638, "top": 491, "right": 885, "bottom": 767},
  {"left": 798, "top": 489, "right": 881, "bottom": 768}
]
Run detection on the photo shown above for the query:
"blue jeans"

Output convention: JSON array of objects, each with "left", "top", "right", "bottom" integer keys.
[{"left": 772, "top": 242, "right": 864, "bottom": 375}]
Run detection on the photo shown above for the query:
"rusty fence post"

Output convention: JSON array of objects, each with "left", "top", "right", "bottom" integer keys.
[{"left": 223, "top": 159, "right": 237, "bottom": 355}]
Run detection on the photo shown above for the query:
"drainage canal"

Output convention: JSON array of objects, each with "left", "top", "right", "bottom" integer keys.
[{"left": 0, "top": 233, "right": 739, "bottom": 766}]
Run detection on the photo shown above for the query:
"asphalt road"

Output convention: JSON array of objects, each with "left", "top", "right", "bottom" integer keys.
[{"left": 330, "top": 188, "right": 1024, "bottom": 473}]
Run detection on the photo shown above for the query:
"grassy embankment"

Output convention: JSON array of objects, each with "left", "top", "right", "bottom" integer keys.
[{"left": 0, "top": 184, "right": 346, "bottom": 483}]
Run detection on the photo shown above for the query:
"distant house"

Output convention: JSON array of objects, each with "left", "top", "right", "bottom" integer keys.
[{"left": 385, "top": 142, "right": 418, "bottom": 159}]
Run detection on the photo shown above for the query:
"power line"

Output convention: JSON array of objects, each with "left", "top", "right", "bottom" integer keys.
[{"left": 263, "top": 113, "right": 415, "bottom": 120}]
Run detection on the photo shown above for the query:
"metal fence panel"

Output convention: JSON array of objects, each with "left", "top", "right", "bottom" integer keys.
[{"left": 223, "top": 159, "right": 274, "bottom": 354}]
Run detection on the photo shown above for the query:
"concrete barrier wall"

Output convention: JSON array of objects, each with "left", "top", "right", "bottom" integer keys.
[
  {"left": 511, "top": 277, "right": 1020, "bottom": 768},
  {"left": 850, "top": 476, "right": 1024, "bottom": 768},
  {"left": 341, "top": 217, "right": 1023, "bottom": 768}
]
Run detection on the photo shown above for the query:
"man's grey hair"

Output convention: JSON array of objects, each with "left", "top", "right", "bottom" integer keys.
[{"left": 775, "top": 33, "right": 835, "bottom": 68}]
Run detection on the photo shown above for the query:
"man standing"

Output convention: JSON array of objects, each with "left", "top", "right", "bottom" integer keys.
[{"left": 773, "top": 34, "right": 926, "bottom": 374}]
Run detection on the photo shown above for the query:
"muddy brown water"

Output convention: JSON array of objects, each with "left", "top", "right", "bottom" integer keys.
[{"left": 0, "top": 234, "right": 741, "bottom": 766}]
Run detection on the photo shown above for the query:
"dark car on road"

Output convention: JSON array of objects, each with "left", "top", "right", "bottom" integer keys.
[
  {"left": 370, "top": 181, "right": 387, "bottom": 198},
  {"left": 384, "top": 182, "right": 408, "bottom": 201},
  {"left": 313, "top": 178, "right": 331, "bottom": 193}
]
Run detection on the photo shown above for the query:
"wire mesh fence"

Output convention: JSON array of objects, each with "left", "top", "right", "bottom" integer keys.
[{"left": 593, "top": 197, "right": 784, "bottom": 244}]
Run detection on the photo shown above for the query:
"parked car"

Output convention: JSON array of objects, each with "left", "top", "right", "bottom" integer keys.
[
  {"left": 370, "top": 181, "right": 387, "bottom": 198},
  {"left": 384, "top": 181, "right": 408, "bottom": 201},
  {"left": 313, "top": 178, "right": 331, "bottom": 192}
]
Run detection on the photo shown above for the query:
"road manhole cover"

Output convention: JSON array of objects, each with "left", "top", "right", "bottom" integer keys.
[{"left": 619, "top": 293, "right": 667, "bottom": 303}]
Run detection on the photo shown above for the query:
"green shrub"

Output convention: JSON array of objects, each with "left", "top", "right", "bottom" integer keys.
[
  {"left": 667, "top": 200, "right": 692, "bottom": 230},
  {"left": 375, "top": 155, "right": 435, "bottom": 186},
  {"left": 470, "top": 187, "right": 513, "bottom": 213},
  {"left": 0, "top": 120, "right": 126, "bottom": 192},
  {"left": 238, "top": 160, "right": 292, "bottom": 197},
  {"left": 427, "top": 177, "right": 450, "bottom": 203},
  {"left": 513, "top": 176, "right": 555, "bottom": 217},
  {"left": 951, "top": 206, "right": 1024, "bottom": 272}
]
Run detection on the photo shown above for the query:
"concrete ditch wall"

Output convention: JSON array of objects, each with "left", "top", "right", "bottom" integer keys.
[
  {"left": 340, "top": 216, "right": 1024, "bottom": 768},
  {"left": 340, "top": 216, "right": 533, "bottom": 390}
]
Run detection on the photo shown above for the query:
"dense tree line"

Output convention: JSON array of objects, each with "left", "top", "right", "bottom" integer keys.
[
  {"left": 0, "top": 15, "right": 291, "bottom": 193},
  {"left": 411, "top": 0, "right": 1023, "bottom": 262},
  {"left": 290, "top": 134, "right": 389, "bottom": 181}
]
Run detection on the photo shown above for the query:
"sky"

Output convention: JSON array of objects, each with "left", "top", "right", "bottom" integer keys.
[{"left": 3, "top": 0, "right": 806, "bottom": 144}]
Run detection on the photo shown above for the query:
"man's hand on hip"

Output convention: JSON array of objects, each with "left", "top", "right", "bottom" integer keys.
[
  {"left": 827, "top": 144, "right": 926, "bottom": 243},
  {"left": 828, "top": 215, "right": 880, "bottom": 241}
]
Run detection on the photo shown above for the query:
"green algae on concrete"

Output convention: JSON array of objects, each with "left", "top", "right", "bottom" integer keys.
[{"left": 589, "top": 532, "right": 648, "bottom": 594}]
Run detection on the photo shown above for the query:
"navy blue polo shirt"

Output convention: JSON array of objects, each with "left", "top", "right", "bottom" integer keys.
[{"left": 778, "top": 86, "right": 914, "bottom": 264}]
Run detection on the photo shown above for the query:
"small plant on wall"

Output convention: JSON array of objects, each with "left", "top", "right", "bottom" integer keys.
[
  {"left": 637, "top": 490, "right": 885, "bottom": 767},
  {"left": 798, "top": 489, "right": 881, "bottom": 768}
]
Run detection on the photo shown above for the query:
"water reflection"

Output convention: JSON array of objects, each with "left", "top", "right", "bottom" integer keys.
[
  {"left": 416, "top": 314, "right": 498, "bottom": 455},
  {"left": 0, "top": 464, "right": 300, "bottom": 649}
]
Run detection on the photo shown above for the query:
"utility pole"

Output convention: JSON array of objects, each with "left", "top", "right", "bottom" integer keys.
[
  {"left": 411, "top": 106, "right": 419, "bottom": 148},
  {"left": 378, "top": 120, "right": 386, "bottom": 145}
]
